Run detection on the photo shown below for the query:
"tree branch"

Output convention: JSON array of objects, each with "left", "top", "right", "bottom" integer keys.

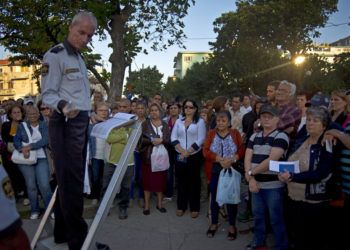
[{"left": 87, "top": 65, "right": 110, "bottom": 93}]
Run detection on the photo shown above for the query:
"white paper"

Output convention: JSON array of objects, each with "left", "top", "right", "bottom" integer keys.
[
  {"left": 90, "top": 113, "right": 136, "bottom": 139},
  {"left": 269, "top": 160, "right": 300, "bottom": 174},
  {"left": 83, "top": 143, "right": 90, "bottom": 194},
  {"left": 325, "top": 140, "right": 332, "bottom": 153}
]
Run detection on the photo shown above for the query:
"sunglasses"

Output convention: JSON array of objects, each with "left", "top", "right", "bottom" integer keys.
[
  {"left": 40, "top": 107, "right": 50, "bottom": 111},
  {"left": 184, "top": 106, "right": 195, "bottom": 109}
]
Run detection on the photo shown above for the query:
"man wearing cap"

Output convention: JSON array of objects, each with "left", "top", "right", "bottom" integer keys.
[
  {"left": 244, "top": 104, "right": 289, "bottom": 250},
  {"left": 41, "top": 11, "right": 97, "bottom": 249}
]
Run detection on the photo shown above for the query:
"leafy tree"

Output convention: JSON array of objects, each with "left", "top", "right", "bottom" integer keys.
[
  {"left": 332, "top": 52, "right": 350, "bottom": 87},
  {"left": 0, "top": 0, "right": 195, "bottom": 100},
  {"left": 209, "top": 0, "right": 338, "bottom": 94},
  {"left": 124, "top": 66, "right": 163, "bottom": 98}
]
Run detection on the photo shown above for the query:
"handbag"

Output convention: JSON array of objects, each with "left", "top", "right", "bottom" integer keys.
[
  {"left": 151, "top": 144, "right": 170, "bottom": 172},
  {"left": 11, "top": 122, "right": 37, "bottom": 165},
  {"left": 216, "top": 167, "right": 241, "bottom": 206}
]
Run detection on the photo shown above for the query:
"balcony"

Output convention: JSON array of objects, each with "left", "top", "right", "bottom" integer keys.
[{"left": 0, "top": 88, "right": 16, "bottom": 96}]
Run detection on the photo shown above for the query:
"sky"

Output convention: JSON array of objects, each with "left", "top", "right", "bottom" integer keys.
[
  {"left": 1, "top": 0, "right": 349, "bottom": 80},
  {"left": 94, "top": 0, "right": 350, "bottom": 80}
]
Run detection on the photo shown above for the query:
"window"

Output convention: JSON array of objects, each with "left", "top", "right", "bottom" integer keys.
[{"left": 184, "top": 56, "right": 192, "bottom": 62}]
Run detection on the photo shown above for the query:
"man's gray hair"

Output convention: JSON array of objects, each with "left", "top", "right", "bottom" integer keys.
[
  {"left": 280, "top": 80, "right": 296, "bottom": 96},
  {"left": 71, "top": 11, "right": 97, "bottom": 29}
]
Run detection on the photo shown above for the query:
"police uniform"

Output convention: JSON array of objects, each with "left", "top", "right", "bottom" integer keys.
[{"left": 41, "top": 40, "right": 90, "bottom": 249}]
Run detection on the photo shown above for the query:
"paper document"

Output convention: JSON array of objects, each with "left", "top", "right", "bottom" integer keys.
[
  {"left": 269, "top": 160, "right": 300, "bottom": 174},
  {"left": 90, "top": 113, "right": 136, "bottom": 139}
]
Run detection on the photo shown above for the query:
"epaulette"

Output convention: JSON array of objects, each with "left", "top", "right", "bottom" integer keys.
[{"left": 50, "top": 45, "right": 65, "bottom": 54}]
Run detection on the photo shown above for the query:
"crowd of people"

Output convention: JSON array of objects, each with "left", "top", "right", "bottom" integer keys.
[
  {"left": 0, "top": 10, "right": 349, "bottom": 250},
  {"left": 1, "top": 80, "right": 350, "bottom": 249}
]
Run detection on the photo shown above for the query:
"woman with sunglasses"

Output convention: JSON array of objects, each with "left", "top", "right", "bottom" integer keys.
[
  {"left": 171, "top": 99, "right": 207, "bottom": 218},
  {"left": 37, "top": 100, "right": 52, "bottom": 123}
]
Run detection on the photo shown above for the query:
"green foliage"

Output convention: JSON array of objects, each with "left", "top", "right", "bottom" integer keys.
[
  {"left": 206, "top": 0, "right": 339, "bottom": 97},
  {"left": 124, "top": 66, "right": 163, "bottom": 98},
  {"left": 0, "top": 0, "right": 195, "bottom": 99}
]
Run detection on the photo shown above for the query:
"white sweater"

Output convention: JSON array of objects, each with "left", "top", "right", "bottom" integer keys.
[{"left": 171, "top": 118, "right": 207, "bottom": 154}]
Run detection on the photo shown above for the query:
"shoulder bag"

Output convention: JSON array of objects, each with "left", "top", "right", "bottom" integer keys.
[{"left": 11, "top": 123, "right": 37, "bottom": 165}]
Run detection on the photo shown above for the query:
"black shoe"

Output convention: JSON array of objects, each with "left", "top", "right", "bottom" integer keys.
[
  {"left": 156, "top": 206, "right": 167, "bottom": 213},
  {"left": 96, "top": 242, "right": 110, "bottom": 250},
  {"left": 54, "top": 237, "right": 67, "bottom": 244},
  {"left": 206, "top": 225, "right": 218, "bottom": 238},
  {"left": 227, "top": 227, "right": 237, "bottom": 241},
  {"left": 143, "top": 209, "right": 150, "bottom": 215}
]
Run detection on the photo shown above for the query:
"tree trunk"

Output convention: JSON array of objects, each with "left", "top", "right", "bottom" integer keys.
[{"left": 108, "top": 13, "right": 127, "bottom": 101}]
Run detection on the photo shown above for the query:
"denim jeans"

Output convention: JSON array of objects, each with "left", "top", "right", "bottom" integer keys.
[
  {"left": 251, "top": 187, "right": 288, "bottom": 250},
  {"left": 18, "top": 158, "right": 52, "bottom": 214}
]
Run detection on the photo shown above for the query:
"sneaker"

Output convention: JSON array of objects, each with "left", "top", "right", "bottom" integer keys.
[
  {"left": 50, "top": 213, "right": 55, "bottom": 220},
  {"left": 163, "top": 197, "right": 172, "bottom": 202},
  {"left": 238, "top": 210, "right": 254, "bottom": 223},
  {"left": 118, "top": 208, "right": 128, "bottom": 220},
  {"left": 30, "top": 213, "right": 39, "bottom": 220},
  {"left": 23, "top": 198, "right": 30, "bottom": 206}
]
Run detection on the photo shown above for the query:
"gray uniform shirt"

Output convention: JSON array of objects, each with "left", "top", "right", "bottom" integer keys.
[{"left": 41, "top": 40, "right": 91, "bottom": 112}]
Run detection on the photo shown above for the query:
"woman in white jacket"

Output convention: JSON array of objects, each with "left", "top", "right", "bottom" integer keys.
[{"left": 171, "top": 99, "right": 206, "bottom": 218}]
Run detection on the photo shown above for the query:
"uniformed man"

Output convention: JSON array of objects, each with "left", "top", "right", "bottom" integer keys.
[{"left": 41, "top": 11, "right": 97, "bottom": 249}]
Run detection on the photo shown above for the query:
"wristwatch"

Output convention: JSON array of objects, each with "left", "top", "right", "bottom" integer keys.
[{"left": 248, "top": 170, "right": 254, "bottom": 176}]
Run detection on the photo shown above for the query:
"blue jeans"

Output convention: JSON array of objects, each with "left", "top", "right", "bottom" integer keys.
[
  {"left": 251, "top": 187, "right": 288, "bottom": 250},
  {"left": 18, "top": 158, "right": 52, "bottom": 214}
]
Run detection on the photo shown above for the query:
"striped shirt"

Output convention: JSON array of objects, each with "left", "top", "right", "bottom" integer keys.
[
  {"left": 340, "top": 120, "right": 350, "bottom": 194},
  {"left": 247, "top": 129, "right": 289, "bottom": 189}
]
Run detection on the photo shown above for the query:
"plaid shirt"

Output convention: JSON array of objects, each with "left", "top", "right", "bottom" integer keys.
[{"left": 277, "top": 102, "right": 301, "bottom": 136}]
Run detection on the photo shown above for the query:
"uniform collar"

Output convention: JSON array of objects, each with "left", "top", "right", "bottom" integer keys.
[{"left": 64, "top": 39, "right": 79, "bottom": 55}]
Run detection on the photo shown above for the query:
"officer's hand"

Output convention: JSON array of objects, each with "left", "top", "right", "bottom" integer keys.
[{"left": 63, "top": 105, "right": 79, "bottom": 119}]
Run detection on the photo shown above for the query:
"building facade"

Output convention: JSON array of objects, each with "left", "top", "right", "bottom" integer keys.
[
  {"left": 306, "top": 36, "right": 350, "bottom": 63},
  {"left": 173, "top": 51, "right": 212, "bottom": 79},
  {"left": 0, "top": 59, "right": 39, "bottom": 101}
]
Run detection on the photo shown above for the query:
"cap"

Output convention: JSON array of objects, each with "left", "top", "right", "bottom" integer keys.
[
  {"left": 259, "top": 104, "right": 279, "bottom": 116},
  {"left": 23, "top": 96, "right": 34, "bottom": 105},
  {"left": 306, "top": 93, "right": 329, "bottom": 108}
]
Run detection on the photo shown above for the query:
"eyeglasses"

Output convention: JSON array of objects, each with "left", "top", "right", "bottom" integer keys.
[
  {"left": 184, "top": 106, "right": 195, "bottom": 109},
  {"left": 40, "top": 107, "right": 50, "bottom": 111}
]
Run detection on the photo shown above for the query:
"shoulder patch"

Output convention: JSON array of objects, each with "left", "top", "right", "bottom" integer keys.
[
  {"left": 50, "top": 45, "right": 64, "bottom": 54},
  {"left": 41, "top": 63, "right": 49, "bottom": 76}
]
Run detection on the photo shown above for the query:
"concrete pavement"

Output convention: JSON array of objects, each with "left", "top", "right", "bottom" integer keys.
[{"left": 20, "top": 197, "right": 256, "bottom": 250}]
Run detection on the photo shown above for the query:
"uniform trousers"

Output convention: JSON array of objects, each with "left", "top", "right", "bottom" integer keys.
[{"left": 49, "top": 111, "right": 89, "bottom": 250}]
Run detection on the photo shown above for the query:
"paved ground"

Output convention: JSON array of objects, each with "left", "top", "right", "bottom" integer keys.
[{"left": 19, "top": 196, "right": 257, "bottom": 250}]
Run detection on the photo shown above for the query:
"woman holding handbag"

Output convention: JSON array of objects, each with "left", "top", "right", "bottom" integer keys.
[
  {"left": 139, "top": 103, "right": 170, "bottom": 215},
  {"left": 203, "top": 111, "right": 245, "bottom": 240},
  {"left": 13, "top": 106, "right": 52, "bottom": 220},
  {"left": 1, "top": 104, "right": 28, "bottom": 203}
]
